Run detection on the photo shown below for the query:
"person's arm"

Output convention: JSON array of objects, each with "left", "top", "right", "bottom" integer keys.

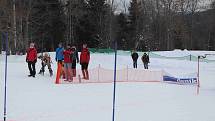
[
  {"left": 35, "top": 49, "right": 37, "bottom": 60},
  {"left": 87, "top": 51, "right": 90, "bottom": 63},
  {"left": 33, "top": 49, "right": 37, "bottom": 63}
]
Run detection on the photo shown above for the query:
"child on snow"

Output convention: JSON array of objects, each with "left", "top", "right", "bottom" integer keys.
[{"left": 38, "top": 52, "right": 53, "bottom": 76}]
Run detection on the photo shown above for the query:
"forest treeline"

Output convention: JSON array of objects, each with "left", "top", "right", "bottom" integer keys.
[{"left": 0, "top": 0, "right": 215, "bottom": 54}]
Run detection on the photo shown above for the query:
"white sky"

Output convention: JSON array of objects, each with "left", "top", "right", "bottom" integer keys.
[{"left": 114, "top": 0, "right": 213, "bottom": 13}]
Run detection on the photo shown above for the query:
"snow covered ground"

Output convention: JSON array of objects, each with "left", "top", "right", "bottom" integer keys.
[{"left": 0, "top": 50, "right": 215, "bottom": 121}]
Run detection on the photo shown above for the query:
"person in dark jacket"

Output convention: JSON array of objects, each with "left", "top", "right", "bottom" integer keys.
[
  {"left": 71, "top": 46, "right": 79, "bottom": 77},
  {"left": 26, "top": 42, "right": 37, "bottom": 77},
  {"left": 141, "top": 53, "right": 149, "bottom": 69},
  {"left": 131, "top": 50, "right": 139, "bottom": 68},
  {"left": 80, "top": 43, "right": 90, "bottom": 80}
]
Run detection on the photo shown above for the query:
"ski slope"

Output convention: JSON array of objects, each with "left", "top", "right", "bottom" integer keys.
[{"left": 0, "top": 50, "right": 215, "bottom": 121}]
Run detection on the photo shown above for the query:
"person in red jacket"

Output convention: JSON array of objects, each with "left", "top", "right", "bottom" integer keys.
[
  {"left": 26, "top": 42, "right": 37, "bottom": 77},
  {"left": 80, "top": 43, "right": 90, "bottom": 80},
  {"left": 63, "top": 44, "right": 73, "bottom": 82}
]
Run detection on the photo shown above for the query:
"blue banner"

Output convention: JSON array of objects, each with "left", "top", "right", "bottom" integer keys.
[{"left": 163, "top": 76, "right": 197, "bottom": 85}]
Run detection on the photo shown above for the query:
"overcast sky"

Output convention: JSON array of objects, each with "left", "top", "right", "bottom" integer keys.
[{"left": 114, "top": 0, "right": 213, "bottom": 13}]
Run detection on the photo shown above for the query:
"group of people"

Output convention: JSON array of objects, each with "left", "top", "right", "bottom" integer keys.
[
  {"left": 25, "top": 42, "right": 149, "bottom": 81},
  {"left": 131, "top": 50, "right": 149, "bottom": 69},
  {"left": 26, "top": 42, "right": 90, "bottom": 82},
  {"left": 55, "top": 43, "right": 90, "bottom": 82}
]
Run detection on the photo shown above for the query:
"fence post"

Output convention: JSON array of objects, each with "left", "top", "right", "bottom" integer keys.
[
  {"left": 190, "top": 54, "right": 192, "bottom": 61},
  {"left": 197, "top": 56, "right": 200, "bottom": 95}
]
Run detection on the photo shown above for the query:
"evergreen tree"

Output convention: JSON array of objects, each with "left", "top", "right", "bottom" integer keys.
[
  {"left": 115, "top": 13, "right": 129, "bottom": 50},
  {"left": 30, "top": 0, "right": 66, "bottom": 51},
  {"left": 128, "top": 0, "right": 142, "bottom": 49},
  {"left": 86, "top": 0, "right": 111, "bottom": 48}
]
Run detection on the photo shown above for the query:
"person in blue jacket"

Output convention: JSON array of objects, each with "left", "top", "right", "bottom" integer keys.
[
  {"left": 55, "top": 43, "right": 64, "bottom": 63},
  {"left": 55, "top": 43, "right": 65, "bottom": 79}
]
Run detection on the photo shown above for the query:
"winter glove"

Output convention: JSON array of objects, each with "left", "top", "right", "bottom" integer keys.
[
  {"left": 55, "top": 58, "right": 57, "bottom": 62},
  {"left": 26, "top": 59, "right": 28, "bottom": 63}
]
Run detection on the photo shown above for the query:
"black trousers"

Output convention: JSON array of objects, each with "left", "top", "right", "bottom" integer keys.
[
  {"left": 28, "top": 61, "right": 36, "bottom": 76},
  {"left": 133, "top": 60, "right": 137, "bottom": 68},
  {"left": 144, "top": 63, "right": 148, "bottom": 69}
]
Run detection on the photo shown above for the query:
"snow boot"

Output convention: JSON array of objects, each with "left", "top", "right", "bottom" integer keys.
[{"left": 49, "top": 69, "right": 53, "bottom": 76}]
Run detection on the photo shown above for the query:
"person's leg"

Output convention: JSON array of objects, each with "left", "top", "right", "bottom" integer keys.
[
  {"left": 133, "top": 61, "right": 135, "bottom": 68},
  {"left": 144, "top": 63, "right": 146, "bottom": 69},
  {"left": 39, "top": 62, "right": 43, "bottom": 74},
  {"left": 85, "top": 63, "right": 89, "bottom": 80},
  {"left": 64, "top": 63, "right": 69, "bottom": 81},
  {"left": 32, "top": 62, "right": 36, "bottom": 77},
  {"left": 134, "top": 61, "right": 137, "bottom": 68},
  {"left": 81, "top": 63, "right": 86, "bottom": 79},
  {"left": 68, "top": 63, "right": 73, "bottom": 81},
  {"left": 73, "top": 62, "right": 76, "bottom": 77},
  {"left": 28, "top": 62, "right": 33, "bottom": 76},
  {"left": 47, "top": 62, "right": 53, "bottom": 76},
  {"left": 146, "top": 63, "right": 148, "bottom": 69}
]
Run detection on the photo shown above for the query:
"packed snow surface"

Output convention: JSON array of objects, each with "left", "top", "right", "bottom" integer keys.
[{"left": 0, "top": 50, "right": 215, "bottom": 121}]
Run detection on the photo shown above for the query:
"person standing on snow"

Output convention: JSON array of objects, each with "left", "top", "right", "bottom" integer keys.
[
  {"left": 55, "top": 43, "right": 65, "bottom": 79},
  {"left": 63, "top": 44, "right": 73, "bottom": 82},
  {"left": 141, "top": 53, "right": 149, "bottom": 69},
  {"left": 131, "top": 50, "right": 139, "bottom": 68},
  {"left": 80, "top": 43, "right": 90, "bottom": 80},
  {"left": 26, "top": 42, "right": 37, "bottom": 77},
  {"left": 71, "top": 46, "right": 79, "bottom": 77}
]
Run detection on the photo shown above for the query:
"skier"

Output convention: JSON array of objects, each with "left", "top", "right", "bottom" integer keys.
[
  {"left": 38, "top": 52, "right": 53, "bottom": 76},
  {"left": 131, "top": 50, "right": 139, "bottom": 68},
  {"left": 63, "top": 44, "right": 73, "bottom": 82},
  {"left": 55, "top": 43, "right": 65, "bottom": 84},
  {"left": 26, "top": 42, "right": 37, "bottom": 77},
  {"left": 80, "top": 43, "right": 90, "bottom": 80},
  {"left": 141, "top": 53, "right": 149, "bottom": 69},
  {"left": 71, "top": 46, "right": 79, "bottom": 77}
]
